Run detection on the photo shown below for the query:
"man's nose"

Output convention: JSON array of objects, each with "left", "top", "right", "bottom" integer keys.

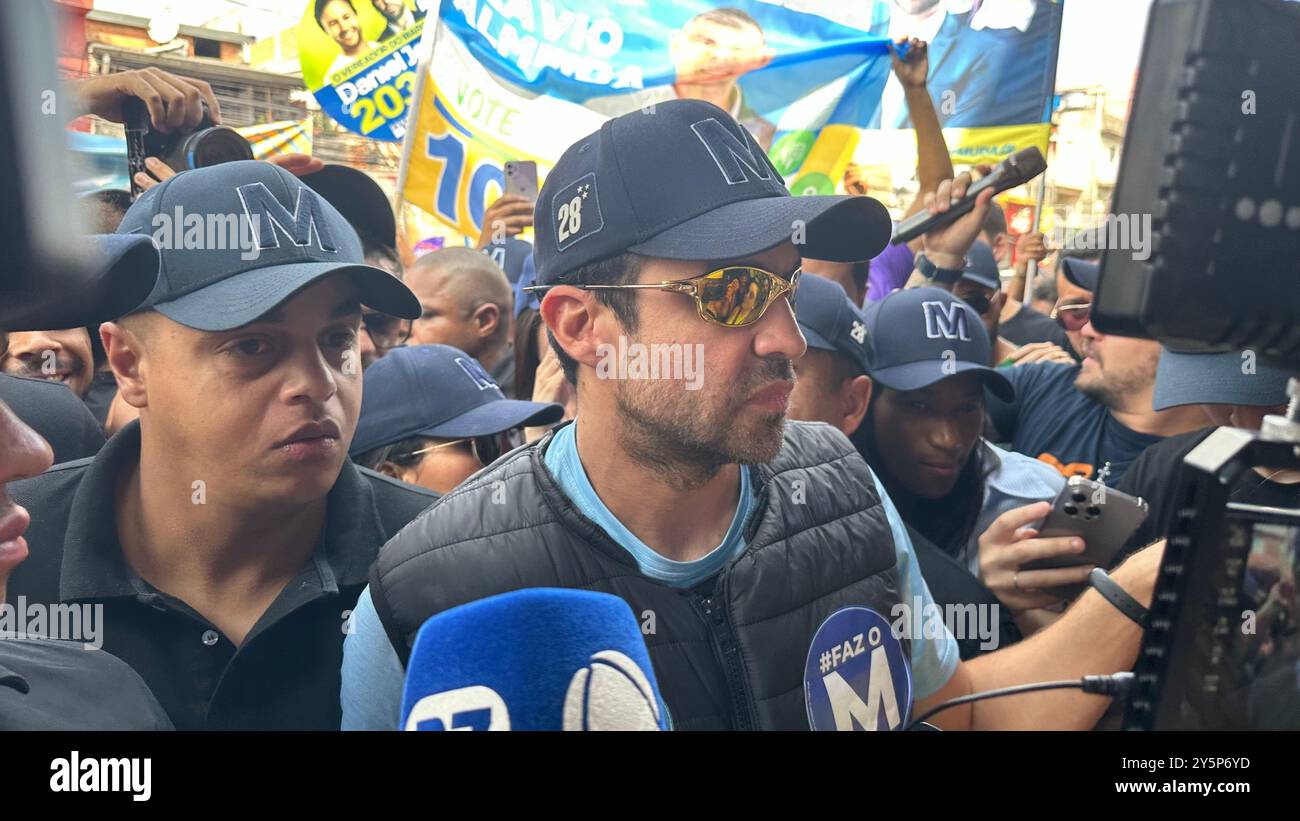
[{"left": 0, "top": 402, "right": 53, "bottom": 485}]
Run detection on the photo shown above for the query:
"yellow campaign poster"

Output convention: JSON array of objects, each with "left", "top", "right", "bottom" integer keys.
[{"left": 299, "top": 0, "right": 429, "bottom": 141}]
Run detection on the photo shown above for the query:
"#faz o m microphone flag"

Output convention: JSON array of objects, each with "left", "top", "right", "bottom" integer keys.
[{"left": 396, "top": 0, "right": 1064, "bottom": 240}]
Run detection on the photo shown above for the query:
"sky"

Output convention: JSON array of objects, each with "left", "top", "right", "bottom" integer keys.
[{"left": 1055, "top": 0, "right": 1153, "bottom": 94}]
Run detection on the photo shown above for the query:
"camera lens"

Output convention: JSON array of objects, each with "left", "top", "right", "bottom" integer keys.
[
  {"left": 1086, "top": 506, "right": 1101, "bottom": 517},
  {"left": 1064, "top": 504, "right": 1078, "bottom": 516},
  {"left": 1072, "top": 492, "right": 1086, "bottom": 503},
  {"left": 182, "top": 126, "right": 254, "bottom": 170}
]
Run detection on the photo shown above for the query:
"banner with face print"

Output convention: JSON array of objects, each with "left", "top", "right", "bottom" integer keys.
[
  {"left": 398, "top": 0, "right": 1063, "bottom": 239},
  {"left": 300, "top": 0, "right": 431, "bottom": 141}
]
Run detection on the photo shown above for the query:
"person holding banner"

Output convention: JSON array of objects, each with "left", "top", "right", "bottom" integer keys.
[{"left": 804, "top": 36, "right": 952, "bottom": 307}]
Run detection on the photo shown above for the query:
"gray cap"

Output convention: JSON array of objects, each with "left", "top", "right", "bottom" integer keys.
[{"left": 1152, "top": 347, "right": 1293, "bottom": 411}]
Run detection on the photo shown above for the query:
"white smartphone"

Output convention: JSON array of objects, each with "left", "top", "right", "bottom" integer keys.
[{"left": 504, "top": 160, "right": 539, "bottom": 202}]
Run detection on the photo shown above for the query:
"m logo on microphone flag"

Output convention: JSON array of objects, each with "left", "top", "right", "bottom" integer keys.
[{"left": 804, "top": 607, "right": 912, "bottom": 731}]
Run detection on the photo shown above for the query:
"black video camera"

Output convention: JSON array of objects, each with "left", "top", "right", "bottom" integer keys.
[
  {"left": 123, "top": 96, "right": 252, "bottom": 199},
  {"left": 1106, "top": 0, "right": 1300, "bottom": 731}
]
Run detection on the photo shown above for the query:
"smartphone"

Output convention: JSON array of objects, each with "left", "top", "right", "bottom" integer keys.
[
  {"left": 504, "top": 160, "right": 538, "bottom": 202},
  {"left": 1021, "top": 475, "right": 1149, "bottom": 572}
]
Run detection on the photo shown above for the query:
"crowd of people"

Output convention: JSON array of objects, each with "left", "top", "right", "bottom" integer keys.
[{"left": 1, "top": 36, "right": 1296, "bottom": 731}]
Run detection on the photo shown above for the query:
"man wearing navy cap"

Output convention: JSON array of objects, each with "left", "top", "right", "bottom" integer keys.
[
  {"left": 851, "top": 288, "right": 1078, "bottom": 648},
  {"left": 788, "top": 281, "right": 1070, "bottom": 655},
  {"left": 346, "top": 99, "right": 1168, "bottom": 730},
  {"left": 349, "top": 344, "right": 562, "bottom": 493},
  {"left": 7, "top": 161, "right": 435, "bottom": 730}
]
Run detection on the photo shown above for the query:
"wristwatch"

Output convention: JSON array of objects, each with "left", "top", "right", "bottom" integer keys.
[{"left": 915, "top": 252, "right": 966, "bottom": 285}]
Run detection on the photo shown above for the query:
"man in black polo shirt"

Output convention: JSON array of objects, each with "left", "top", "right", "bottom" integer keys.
[{"left": 8, "top": 160, "right": 435, "bottom": 730}]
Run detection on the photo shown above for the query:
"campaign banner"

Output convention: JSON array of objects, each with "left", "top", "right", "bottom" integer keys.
[
  {"left": 300, "top": 0, "right": 432, "bottom": 141},
  {"left": 399, "top": 0, "right": 1064, "bottom": 239}
]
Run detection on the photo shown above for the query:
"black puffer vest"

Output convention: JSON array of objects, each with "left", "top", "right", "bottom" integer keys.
[{"left": 370, "top": 421, "right": 906, "bottom": 730}]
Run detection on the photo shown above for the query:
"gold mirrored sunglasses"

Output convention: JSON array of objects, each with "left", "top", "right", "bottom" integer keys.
[{"left": 524, "top": 265, "right": 801, "bottom": 328}]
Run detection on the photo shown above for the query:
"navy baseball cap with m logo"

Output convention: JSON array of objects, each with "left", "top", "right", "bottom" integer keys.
[
  {"left": 116, "top": 160, "right": 418, "bottom": 331},
  {"left": 863, "top": 287, "right": 1014, "bottom": 401},
  {"left": 532, "top": 99, "right": 893, "bottom": 285}
]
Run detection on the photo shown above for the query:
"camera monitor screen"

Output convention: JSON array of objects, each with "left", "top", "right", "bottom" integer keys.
[{"left": 1155, "top": 505, "right": 1300, "bottom": 729}]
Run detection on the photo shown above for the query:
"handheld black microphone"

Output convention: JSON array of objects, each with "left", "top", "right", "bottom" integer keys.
[{"left": 890, "top": 147, "right": 1047, "bottom": 245}]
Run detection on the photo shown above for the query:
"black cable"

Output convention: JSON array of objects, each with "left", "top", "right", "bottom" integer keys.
[{"left": 908, "top": 672, "right": 1134, "bottom": 729}]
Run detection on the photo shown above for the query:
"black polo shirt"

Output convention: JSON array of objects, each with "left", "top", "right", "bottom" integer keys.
[
  {"left": 0, "top": 637, "right": 173, "bottom": 730},
  {"left": 7, "top": 421, "right": 437, "bottom": 730}
]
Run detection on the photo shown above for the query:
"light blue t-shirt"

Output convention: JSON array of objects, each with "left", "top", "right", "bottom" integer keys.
[
  {"left": 543, "top": 422, "right": 756, "bottom": 588},
  {"left": 340, "top": 426, "right": 961, "bottom": 729}
]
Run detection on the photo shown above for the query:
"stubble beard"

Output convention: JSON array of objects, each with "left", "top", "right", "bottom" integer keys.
[{"left": 614, "top": 358, "right": 793, "bottom": 491}]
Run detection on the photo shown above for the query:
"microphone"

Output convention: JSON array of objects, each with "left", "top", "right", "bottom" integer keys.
[
  {"left": 804, "top": 606, "right": 914, "bottom": 731},
  {"left": 890, "top": 147, "right": 1047, "bottom": 245},
  {"left": 400, "top": 588, "right": 669, "bottom": 731}
]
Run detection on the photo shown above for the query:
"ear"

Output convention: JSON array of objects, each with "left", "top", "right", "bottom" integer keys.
[
  {"left": 472, "top": 302, "right": 502, "bottom": 340},
  {"left": 841, "top": 375, "right": 873, "bottom": 437},
  {"left": 376, "top": 460, "right": 404, "bottom": 480},
  {"left": 538, "top": 287, "right": 605, "bottom": 377},
  {"left": 101, "top": 321, "right": 149, "bottom": 410}
]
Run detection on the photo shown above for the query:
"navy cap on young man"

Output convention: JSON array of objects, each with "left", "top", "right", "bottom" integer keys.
[
  {"left": 117, "top": 160, "right": 418, "bottom": 330},
  {"left": 9, "top": 159, "right": 434, "bottom": 730},
  {"left": 1152, "top": 347, "right": 1292, "bottom": 412},
  {"left": 483, "top": 236, "right": 533, "bottom": 285},
  {"left": 864, "top": 287, "right": 1014, "bottom": 401},
  {"left": 1060, "top": 257, "right": 1099, "bottom": 292},
  {"left": 959, "top": 240, "right": 1002, "bottom": 291}
]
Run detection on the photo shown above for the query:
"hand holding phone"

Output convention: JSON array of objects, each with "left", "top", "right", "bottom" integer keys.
[
  {"left": 979, "top": 501, "right": 1094, "bottom": 612},
  {"left": 504, "top": 160, "right": 538, "bottom": 202},
  {"left": 1023, "top": 476, "right": 1149, "bottom": 572},
  {"left": 475, "top": 164, "right": 537, "bottom": 250}
]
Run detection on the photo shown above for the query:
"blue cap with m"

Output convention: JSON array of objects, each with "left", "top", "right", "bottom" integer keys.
[{"left": 116, "top": 160, "right": 419, "bottom": 331}]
